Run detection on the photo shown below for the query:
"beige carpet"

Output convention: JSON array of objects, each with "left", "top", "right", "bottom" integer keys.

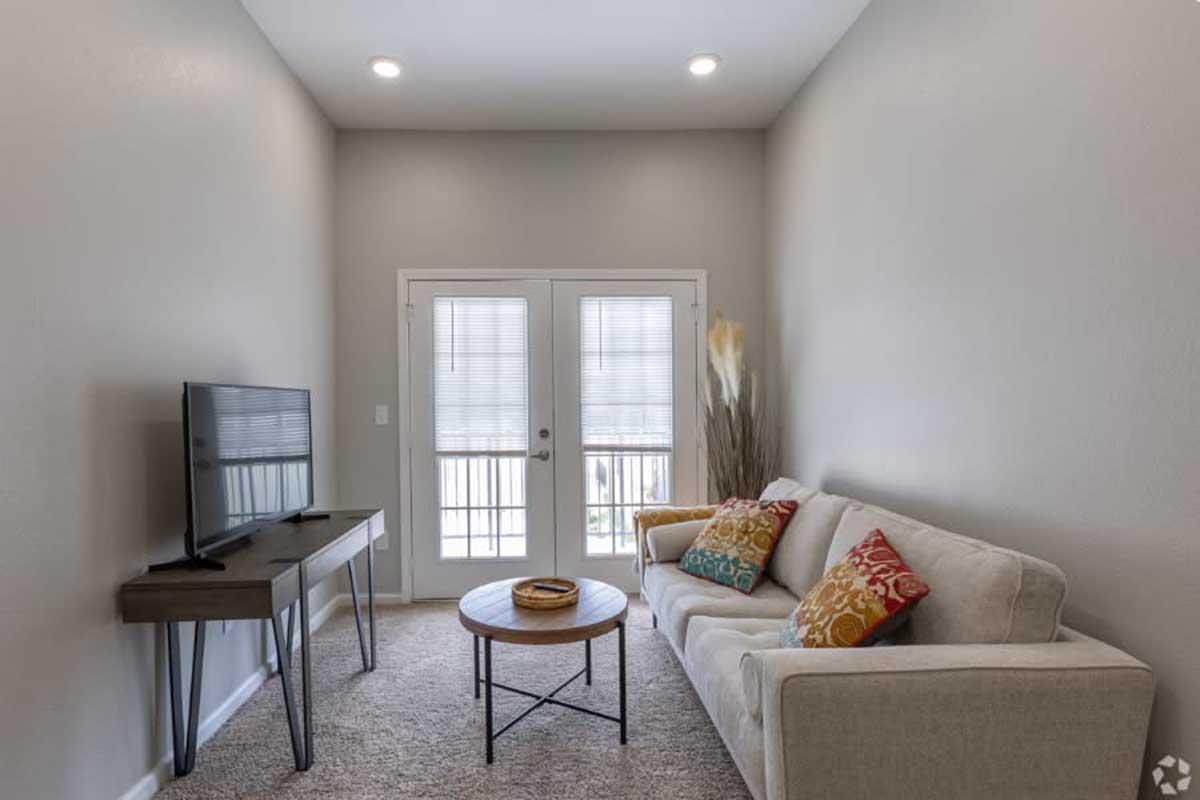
[{"left": 155, "top": 599, "right": 753, "bottom": 799}]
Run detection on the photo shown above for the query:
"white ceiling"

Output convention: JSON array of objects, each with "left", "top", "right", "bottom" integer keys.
[{"left": 240, "top": 0, "right": 871, "bottom": 130}]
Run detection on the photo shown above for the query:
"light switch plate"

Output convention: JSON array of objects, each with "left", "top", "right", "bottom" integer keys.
[{"left": 374, "top": 404, "right": 389, "bottom": 426}]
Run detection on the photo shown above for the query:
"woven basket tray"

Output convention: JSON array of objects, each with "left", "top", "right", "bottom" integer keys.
[{"left": 512, "top": 577, "right": 579, "bottom": 610}]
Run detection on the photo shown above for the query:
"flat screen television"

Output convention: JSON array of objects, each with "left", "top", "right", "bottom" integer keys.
[{"left": 183, "top": 382, "right": 314, "bottom": 558}]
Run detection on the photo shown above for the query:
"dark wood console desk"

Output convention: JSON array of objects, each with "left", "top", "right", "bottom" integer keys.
[{"left": 120, "top": 509, "right": 384, "bottom": 776}]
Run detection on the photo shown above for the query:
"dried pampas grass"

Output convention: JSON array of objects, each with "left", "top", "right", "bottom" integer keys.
[{"left": 702, "top": 312, "right": 779, "bottom": 500}]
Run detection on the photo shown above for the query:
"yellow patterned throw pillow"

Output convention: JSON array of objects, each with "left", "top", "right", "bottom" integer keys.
[
  {"left": 780, "top": 529, "right": 931, "bottom": 648},
  {"left": 678, "top": 498, "right": 799, "bottom": 594}
]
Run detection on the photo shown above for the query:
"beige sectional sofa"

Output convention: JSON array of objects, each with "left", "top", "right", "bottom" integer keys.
[{"left": 637, "top": 479, "right": 1154, "bottom": 800}]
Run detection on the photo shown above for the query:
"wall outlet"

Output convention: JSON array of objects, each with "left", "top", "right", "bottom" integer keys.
[{"left": 374, "top": 404, "right": 389, "bottom": 426}]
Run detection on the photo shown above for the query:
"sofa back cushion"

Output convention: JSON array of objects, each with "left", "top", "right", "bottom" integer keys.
[
  {"left": 760, "top": 480, "right": 849, "bottom": 597},
  {"left": 825, "top": 503, "right": 1067, "bottom": 645}
]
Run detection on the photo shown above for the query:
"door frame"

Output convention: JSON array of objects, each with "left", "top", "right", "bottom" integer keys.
[{"left": 396, "top": 268, "right": 709, "bottom": 601}]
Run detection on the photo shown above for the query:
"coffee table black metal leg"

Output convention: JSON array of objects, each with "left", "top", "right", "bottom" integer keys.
[
  {"left": 300, "top": 564, "right": 313, "bottom": 770},
  {"left": 618, "top": 621, "right": 627, "bottom": 745},
  {"left": 473, "top": 636, "right": 481, "bottom": 698},
  {"left": 271, "top": 610, "right": 305, "bottom": 770},
  {"left": 470, "top": 628, "right": 627, "bottom": 761},
  {"left": 484, "top": 636, "right": 494, "bottom": 764},
  {"left": 585, "top": 639, "right": 592, "bottom": 685}
]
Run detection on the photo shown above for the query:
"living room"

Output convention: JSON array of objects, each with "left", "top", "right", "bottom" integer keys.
[{"left": 1, "top": 2, "right": 1196, "bottom": 799}]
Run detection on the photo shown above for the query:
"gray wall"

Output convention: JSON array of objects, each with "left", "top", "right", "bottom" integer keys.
[
  {"left": 0, "top": 2, "right": 336, "bottom": 798},
  {"left": 334, "top": 130, "right": 765, "bottom": 594},
  {"left": 765, "top": 1, "right": 1200, "bottom": 795}
]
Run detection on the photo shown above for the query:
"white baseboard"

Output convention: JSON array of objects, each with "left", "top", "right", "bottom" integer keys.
[
  {"left": 335, "top": 591, "right": 407, "bottom": 607},
  {"left": 117, "top": 592, "right": 340, "bottom": 800},
  {"left": 117, "top": 762, "right": 170, "bottom": 800}
]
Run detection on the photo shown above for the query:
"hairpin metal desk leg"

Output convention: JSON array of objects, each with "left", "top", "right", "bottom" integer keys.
[
  {"left": 299, "top": 564, "right": 313, "bottom": 770},
  {"left": 286, "top": 600, "right": 296, "bottom": 657},
  {"left": 183, "top": 621, "right": 206, "bottom": 774},
  {"left": 271, "top": 610, "right": 305, "bottom": 770},
  {"left": 165, "top": 621, "right": 206, "bottom": 776},
  {"left": 166, "top": 622, "right": 186, "bottom": 776},
  {"left": 347, "top": 559, "right": 369, "bottom": 671},
  {"left": 367, "top": 534, "right": 377, "bottom": 671}
]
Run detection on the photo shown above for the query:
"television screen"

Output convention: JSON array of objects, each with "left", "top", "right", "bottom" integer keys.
[{"left": 183, "top": 383, "right": 313, "bottom": 557}]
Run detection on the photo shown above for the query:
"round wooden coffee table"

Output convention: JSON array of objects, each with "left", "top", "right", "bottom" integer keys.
[{"left": 458, "top": 577, "right": 629, "bottom": 763}]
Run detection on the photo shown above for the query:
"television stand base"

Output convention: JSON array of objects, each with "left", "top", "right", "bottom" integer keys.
[
  {"left": 286, "top": 511, "right": 331, "bottom": 523},
  {"left": 148, "top": 555, "right": 227, "bottom": 573}
]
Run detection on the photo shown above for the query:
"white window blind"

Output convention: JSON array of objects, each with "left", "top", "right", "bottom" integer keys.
[
  {"left": 433, "top": 297, "right": 529, "bottom": 453},
  {"left": 579, "top": 297, "right": 673, "bottom": 449}
]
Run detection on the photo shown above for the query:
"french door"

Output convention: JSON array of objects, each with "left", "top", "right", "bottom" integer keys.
[{"left": 407, "top": 276, "right": 701, "bottom": 599}]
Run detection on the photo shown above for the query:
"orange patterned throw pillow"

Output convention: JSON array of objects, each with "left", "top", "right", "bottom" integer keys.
[
  {"left": 780, "top": 529, "right": 931, "bottom": 648},
  {"left": 678, "top": 498, "right": 799, "bottom": 594}
]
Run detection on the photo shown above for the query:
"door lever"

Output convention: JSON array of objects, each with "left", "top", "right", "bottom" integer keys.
[{"left": 528, "top": 449, "right": 551, "bottom": 462}]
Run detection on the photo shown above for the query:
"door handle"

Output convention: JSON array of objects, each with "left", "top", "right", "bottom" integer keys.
[{"left": 528, "top": 449, "right": 551, "bottom": 462}]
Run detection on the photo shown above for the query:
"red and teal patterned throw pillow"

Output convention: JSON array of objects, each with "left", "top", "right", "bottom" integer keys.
[
  {"left": 678, "top": 498, "right": 799, "bottom": 594},
  {"left": 780, "top": 529, "right": 931, "bottom": 648}
]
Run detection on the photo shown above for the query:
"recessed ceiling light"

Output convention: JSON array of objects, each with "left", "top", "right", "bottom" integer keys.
[
  {"left": 369, "top": 57, "right": 401, "bottom": 79},
  {"left": 688, "top": 54, "right": 721, "bottom": 77}
]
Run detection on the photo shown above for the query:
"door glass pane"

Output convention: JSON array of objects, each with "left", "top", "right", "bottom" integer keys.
[
  {"left": 641, "top": 453, "right": 670, "bottom": 504},
  {"left": 438, "top": 454, "right": 527, "bottom": 559},
  {"left": 433, "top": 296, "right": 529, "bottom": 560},
  {"left": 586, "top": 506, "right": 612, "bottom": 557},
  {"left": 499, "top": 509, "right": 527, "bottom": 557},
  {"left": 579, "top": 297, "right": 674, "bottom": 556}
]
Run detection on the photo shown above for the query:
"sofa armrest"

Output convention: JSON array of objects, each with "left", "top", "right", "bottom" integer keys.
[
  {"left": 633, "top": 505, "right": 720, "bottom": 578},
  {"left": 645, "top": 519, "right": 709, "bottom": 563},
  {"left": 743, "top": 627, "right": 1153, "bottom": 800}
]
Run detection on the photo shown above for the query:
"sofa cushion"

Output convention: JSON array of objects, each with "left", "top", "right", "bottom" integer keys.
[
  {"left": 759, "top": 477, "right": 817, "bottom": 504},
  {"left": 679, "top": 498, "right": 799, "bottom": 593},
  {"left": 826, "top": 503, "right": 1067, "bottom": 644},
  {"left": 825, "top": 503, "right": 927, "bottom": 570},
  {"left": 766, "top": 491, "right": 850, "bottom": 597},
  {"left": 635, "top": 505, "right": 720, "bottom": 561},
  {"left": 646, "top": 518, "right": 709, "bottom": 563},
  {"left": 683, "top": 616, "right": 776, "bottom": 798},
  {"left": 686, "top": 616, "right": 783, "bottom": 724},
  {"left": 643, "top": 563, "right": 798, "bottom": 652}
]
